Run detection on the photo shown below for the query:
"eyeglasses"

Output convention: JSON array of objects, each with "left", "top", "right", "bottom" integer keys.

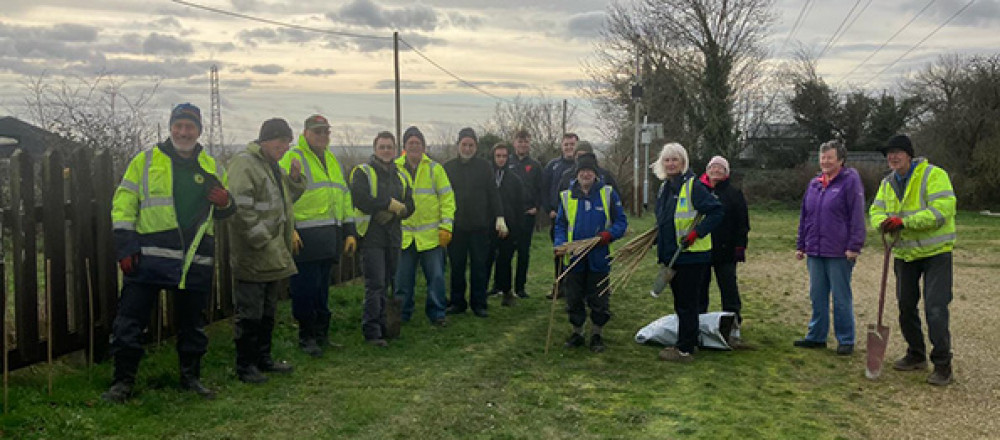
[{"left": 311, "top": 128, "right": 330, "bottom": 135}]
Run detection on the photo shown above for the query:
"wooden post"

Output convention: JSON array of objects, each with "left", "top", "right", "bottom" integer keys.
[
  {"left": 42, "top": 150, "right": 68, "bottom": 355},
  {"left": 46, "top": 259, "right": 53, "bottom": 396},
  {"left": 85, "top": 258, "right": 94, "bottom": 379},
  {"left": 11, "top": 150, "right": 40, "bottom": 364}
]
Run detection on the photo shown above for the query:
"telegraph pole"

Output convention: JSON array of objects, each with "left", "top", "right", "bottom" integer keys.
[{"left": 394, "top": 32, "right": 402, "bottom": 154}]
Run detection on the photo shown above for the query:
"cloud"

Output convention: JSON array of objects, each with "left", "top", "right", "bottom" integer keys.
[
  {"left": 250, "top": 64, "right": 285, "bottom": 75},
  {"left": 446, "top": 12, "right": 483, "bottom": 30},
  {"left": 236, "top": 27, "right": 319, "bottom": 47},
  {"left": 0, "top": 22, "right": 99, "bottom": 43},
  {"left": 84, "top": 58, "right": 216, "bottom": 79},
  {"left": 374, "top": 79, "right": 434, "bottom": 89},
  {"left": 294, "top": 68, "right": 337, "bottom": 76},
  {"left": 201, "top": 41, "right": 237, "bottom": 52},
  {"left": 906, "top": 0, "right": 1000, "bottom": 27},
  {"left": 446, "top": 80, "right": 530, "bottom": 90},
  {"left": 328, "top": 0, "right": 439, "bottom": 32},
  {"left": 565, "top": 11, "right": 606, "bottom": 40},
  {"left": 143, "top": 33, "right": 194, "bottom": 56}
]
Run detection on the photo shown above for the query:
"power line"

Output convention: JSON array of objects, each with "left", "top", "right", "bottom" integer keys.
[
  {"left": 750, "top": 0, "right": 814, "bottom": 136},
  {"left": 397, "top": 37, "right": 510, "bottom": 102},
  {"left": 171, "top": 0, "right": 511, "bottom": 103},
  {"left": 836, "top": 0, "right": 937, "bottom": 86},
  {"left": 816, "top": 0, "right": 863, "bottom": 61},
  {"left": 170, "top": 0, "right": 391, "bottom": 41},
  {"left": 861, "top": 0, "right": 977, "bottom": 87}
]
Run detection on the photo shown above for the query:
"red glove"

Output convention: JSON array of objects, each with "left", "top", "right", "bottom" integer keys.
[
  {"left": 598, "top": 231, "right": 613, "bottom": 246},
  {"left": 880, "top": 217, "right": 904, "bottom": 233},
  {"left": 735, "top": 247, "right": 746, "bottom": 262},
  {"left": 207, "top": 186, "right": 230, "bottom": 208},
  {"left": 119, "top": 254, "right": 139, "bottom": 275},
  {"left": 680, "top": 230, "right": 699, "bottom": 248}
]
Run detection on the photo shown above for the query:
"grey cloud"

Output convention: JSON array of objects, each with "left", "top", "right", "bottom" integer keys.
[
  {"left": 367, "top": 115, "right": 394, "bottom": 126},
  {"left": 328, "top": 0, "right": 439, "bottom": 32},
  {"left": 150, "top": 16, "right": 183, "bottom": 29},
  {"left": 250, "top": 64, "right": 285, "bottom": 75},
  {"left": 294, "top": 68, "right": 337, "bottom": 76},
  {"left": 236, "top": 27, "right": 319, "bottom": 47},
  {"left": 904, "top": 0, "right": 1000, "bottom": 27},
  {"left": 565, "top": 11, "right": 606, "bottom": 40},
  {"left": 202, "top": 41, "right": 238, "bottom": 52},
  {"left": 83, "top": 58, "right": 215, "bottom": 79},
  {"left": 143, "top": 33, "right": 194, "bottom": 56},
  {"left": 0, "top": 22, "right": 99, "bottom": 43},
  {"left": 374, "top": 79, "right": 434, "bottom": 89},
  {"left": 446, "top": 80, "right": 530, "bottom": 90},
  {"left": 446, "top": 12, "right": 483, "bottom": 29}
]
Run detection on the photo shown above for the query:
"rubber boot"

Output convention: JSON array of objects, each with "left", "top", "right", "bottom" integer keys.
[
  {"left": 298, "top": 318, "right": 323, "bottom": 358},
  {"left": 179, "top": 355, "right": 216, "bottom": 399},
  {"left": 235, "top": 318, "right": 268, "bottom": 384},
  {"left": 101, "top": 352, "right": 139, "bottom": 403},
  {"left": 315, "top": 311, "right": 335, "bottom": 348},
  {"left": 258, "top": 315, "right": 293, "bottom": 374}
]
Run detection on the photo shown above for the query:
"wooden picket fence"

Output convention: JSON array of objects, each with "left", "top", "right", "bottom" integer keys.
[{"left": 1, "top": 147, "right": 359, "bottom": 372}]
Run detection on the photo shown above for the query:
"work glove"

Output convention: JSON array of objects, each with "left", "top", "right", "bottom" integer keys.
[
  {"left": 680, "top": 230, "right": 699, "bottom": 249},
  {"left": 374, "top": 210, "right": 395, "bottom": 225},
  {"left": 438, "top": 229, "right": 452, "bottom": 247},
  {"left": 598, "top": 231, "right": 613, "bottom": 246},
  {"left": 496, "top": 217, "right": 509, "bottom": 239},
  {"left": 118, "top": 254, "right": 139, "bottom": 275},
  {"left": 206, "top": 186, "right": 231, "bottom": 208},
  {"left": 880, "top": 216, "right": 904, "bottom": 233},
  {"left": 735, "top": 247, "right": 746, "bottom": 263},
  {"left": 388, "top": 198, "right": 407, "bottom": 216},
  {"left": 292, "top": 230, "right": 303, "bottom": 255},
  {"left": 289, "top": 158, "right": 302, "bottom": 182},
  {"left": 343, "top": 236, "right": 357, "bottom": 255}
]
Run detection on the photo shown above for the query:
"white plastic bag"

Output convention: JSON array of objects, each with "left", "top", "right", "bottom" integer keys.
[{"left": 635, "top": 311, "right": 739, "bottom": 350}]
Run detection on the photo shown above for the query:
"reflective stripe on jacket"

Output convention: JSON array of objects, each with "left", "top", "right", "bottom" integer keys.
[
  {"left": 111, "top": 144, "right": 223, "bottom": 290},
  {"left": 351, "top": 163, "right": 410, "bottom": 237},
  {"left": 395, "top": 154, "right": 456, "bottom": 251},
  {"left": 869, "top": 158, "right": 956, "bottom": 262},
  {"left": 675, "top": 177, "right": 712, "bottom": 253},
  {"left": 554, "top": 180, "right": 628, "bottom": 273},
  {"left": 278, "top": 136, "right": 353, "bottom": 230}
]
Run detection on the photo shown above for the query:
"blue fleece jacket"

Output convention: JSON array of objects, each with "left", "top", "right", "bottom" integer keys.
[{"left": 554, "top": 179, "right": 628, "bottom": 273}]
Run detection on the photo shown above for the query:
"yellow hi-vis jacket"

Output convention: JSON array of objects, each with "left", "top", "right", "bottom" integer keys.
[
  {"left": 676, "top": 177, "right": 712, "bottom": 253},
  {"left": 869, "top": 158, "right": 956, "bottom": 262},
  {"left": 279, "top": 136, "right": 354, "bottom": 230},
  {"left": 396, "top": 153, "right": 455, "bottom": 251},
  {"left": 111, "top": 144, "right": 226, "bottom": 290},
  {"left": 350, "top": 162, "right": 411, "bottom": 237}
]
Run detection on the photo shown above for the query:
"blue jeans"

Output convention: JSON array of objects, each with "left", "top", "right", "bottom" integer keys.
[
  {"left": 805, "top": 256, "right": 856, "bottom": 345},
  {"left": 394, "top": 244, "right": 447, "bottom": 323}
]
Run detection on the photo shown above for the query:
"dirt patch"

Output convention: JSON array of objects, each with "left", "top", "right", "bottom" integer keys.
[{"left": 744, "top": 247, "right": 1000, "bottom": 439}]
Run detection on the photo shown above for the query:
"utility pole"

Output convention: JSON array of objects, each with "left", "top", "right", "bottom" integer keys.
[
  {"left": 208, "top": 65, "right": 223, "bottom": 156},
  {"left": 561, "top": 99, "right": 567, "bottom": 136},
  {"left": 394, "top": 32, "right": 402, "bottom": 154},
  {"left": 631, "top": 47, "right": 643, "bottom": 217}
]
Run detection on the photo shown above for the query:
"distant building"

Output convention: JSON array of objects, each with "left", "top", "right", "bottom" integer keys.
[{"left": 742, "top": 123, "right": 813, "bottom": 168}]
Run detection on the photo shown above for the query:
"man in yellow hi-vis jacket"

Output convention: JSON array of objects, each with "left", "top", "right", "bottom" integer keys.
[
  {"left": 869, "top": 134, "right": 956, "bottom": 386},
  {"left": 103, "top": 103, "right": 236, "bottom": 403},
  {"left": 394, "top": 126, "right": 455, "bottom": 326},
  {"left": 279, "top": 115, "right": 357, "bottom": 357}
]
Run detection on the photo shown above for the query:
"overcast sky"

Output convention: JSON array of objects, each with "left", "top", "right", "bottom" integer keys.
[{"left": 2, "top": 0, "right": 998, "bottom": 149}]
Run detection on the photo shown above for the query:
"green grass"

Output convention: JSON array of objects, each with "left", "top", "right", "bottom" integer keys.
[{"left": 2, "top": 208, "right": 996, "bottom": 439}]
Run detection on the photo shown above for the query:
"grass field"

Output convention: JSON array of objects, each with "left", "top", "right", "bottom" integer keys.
[{"left": 0, "top": 208, "right": 997, "bottom": 439}]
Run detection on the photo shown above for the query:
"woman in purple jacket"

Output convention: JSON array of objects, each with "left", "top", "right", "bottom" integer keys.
[{"left": 794, "top": 139, "right": 866, "bottom": 355}]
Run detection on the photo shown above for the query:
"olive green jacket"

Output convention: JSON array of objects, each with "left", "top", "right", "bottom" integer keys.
[{"left": 227, "top": 142, "right": 307, "bottom": 282}]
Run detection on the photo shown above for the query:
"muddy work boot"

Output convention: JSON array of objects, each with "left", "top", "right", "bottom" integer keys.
[
  {"left": 179, "top": 356, "right": 216, "bottom": 400},
  {"left": 893, "top": 353, "right": 928, "bottom": 371},
  {"left": 101, "top": 381, "right": 134, "bottom": 404},
  {"left": 564, "top": 333, "right": 585, "bottom": 348},
  {"left": 501, "top": 290, "right": 517, "bottom": 307},
  {"left": 927, "top": 364, "right": 953, "bottom": 386}
]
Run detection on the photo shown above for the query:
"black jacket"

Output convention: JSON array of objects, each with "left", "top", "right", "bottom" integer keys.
[
  {"left": 349, "top": 155, "right": 414, "bottom": 249},
  {"left": 508, "top": 153, "right": 543, "bottom": 211},
  {"left": 443, "top": 156, "right": 502, "bottom": 231},
  {"left": 542, "top": 156, "right": 575, "bottom": 215},
  {"left": 493, "top": 165, "right": 529, "bottom": 235},
  {"left": 705, "top": 176, "right": 750, "bottom": 264}
]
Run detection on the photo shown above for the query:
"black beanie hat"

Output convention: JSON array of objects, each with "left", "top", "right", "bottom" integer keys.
[
  {"left": 170, "top": 103, "right": 202, "bottom": 133},
  {"left": 880, "top": 134, "right": 915, "bottom": 157},
  {"left": 258, "top": 118, "right": 293, "bottom": 142},
  {"left": 402, "top": 126, "right": 425, "bottom": 147},
  {"left": 457, "top": 127, "right": 477, "bottom": 144},
  {"left": 575, "top": 152, "right": 599, "bottom": 174}
]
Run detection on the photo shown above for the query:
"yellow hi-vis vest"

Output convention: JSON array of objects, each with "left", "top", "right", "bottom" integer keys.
[
  {"left": 111, "top": 146, "right": 222, "bottom": 288},
  {"left": 396, "top": 154, "right": 455, "bottom": 251},
  {"left": 349, "top": 162, "right": 411, "bottom": 237},
  {"left": 560, "top": 185, "right": 612, "bottom": 264},
  {"left": 279, "top": 136, "right": 353, "bottom": 230},
  {"left": 869, "top": 158, "right": 956, "bottom": 262},
  {"left": 675, "top": 177, "right": 711, "bottom": 253}
]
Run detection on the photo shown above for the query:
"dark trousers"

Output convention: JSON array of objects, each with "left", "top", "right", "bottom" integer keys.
[
  {"left": 514, "top": 214, "right": 536, "bottom": 292},
  {"left": 109, "top": 281, "right": 209, "bottom": 383},
  {"left": 895, "top": 252, "right": 953, "bottom": 366},
  {"left": 448, "top": 229, "right": 490, "bottom": 312},
  {"left": 234, "top": 279, "right": 282, "bottom": 369},
  {"left": 486, "top": 233, "right": 517, "bottom": 293},
  {"left": 361, "top": 246, "right": 398, "bottom": 340},
  {"left": 670, "top": 263, "right": 710, "bottom": 354},
  {"left": 697, "top": 262, "right": 742, "bottom": 321},
  {"left": 564, "top": 269, "right": 611, "bottom": 328},
  {"left": 289, "top": 259, "right": 334, "bottom": 335}
]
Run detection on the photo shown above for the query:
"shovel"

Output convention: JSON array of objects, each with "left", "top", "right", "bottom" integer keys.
[
  {"left": 866, "top": 232, "right": 898, "bottom": 380},
  {"left": 651, "top": 214, "right": 704, "bottom": 298}
]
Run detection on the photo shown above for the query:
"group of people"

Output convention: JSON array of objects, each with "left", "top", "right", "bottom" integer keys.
[
  {"left": 100, "top": 102, "right": 956, "bottom": 403},
  {"left": 100, "top": 103, "right": 633, "bottom": 403}
]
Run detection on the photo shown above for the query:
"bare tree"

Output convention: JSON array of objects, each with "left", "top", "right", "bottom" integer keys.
[
  {"left": 17, "top": 72, "right": 160, "bottom": 174},
  {"left": 480, "top": 92, "right": 577, "bottom": 160}
]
